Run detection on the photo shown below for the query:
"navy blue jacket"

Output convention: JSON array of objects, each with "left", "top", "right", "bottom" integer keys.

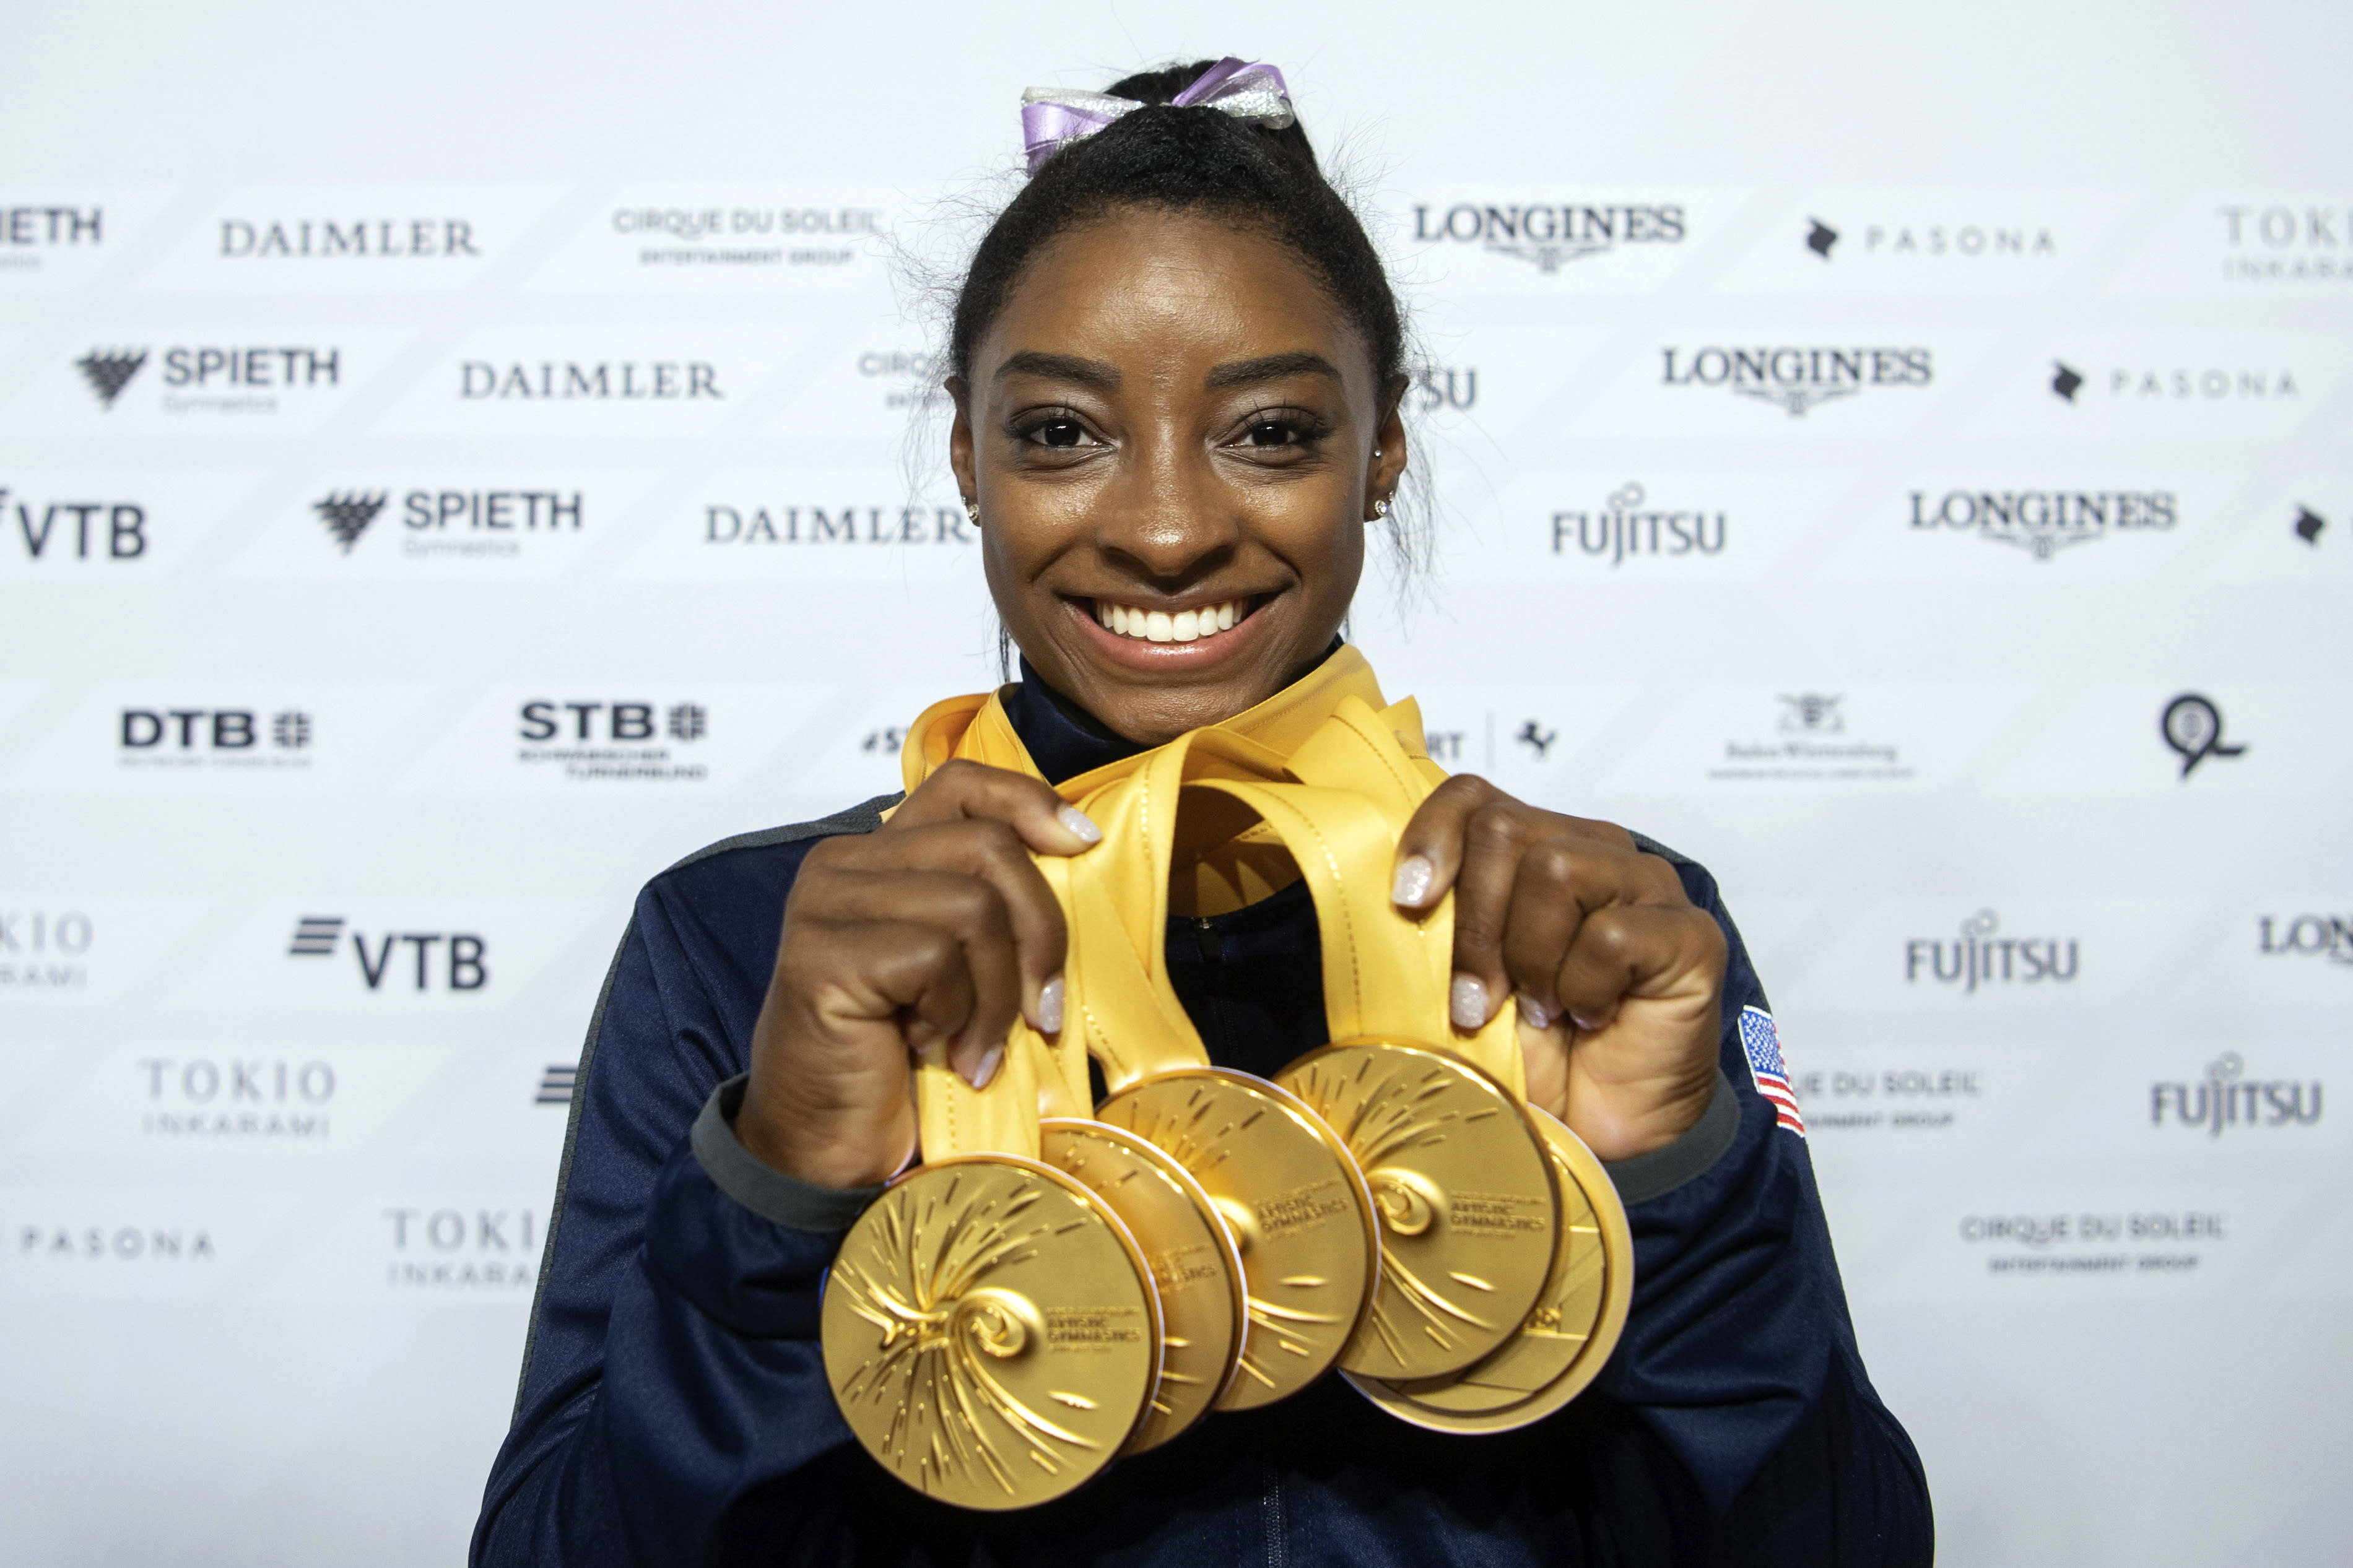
[{"left": 474, "top": 672, "right": 1931, "bottom": 1566}]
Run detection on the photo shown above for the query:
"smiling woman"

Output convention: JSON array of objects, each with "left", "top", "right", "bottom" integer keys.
[{"left": 472, "top": 57, "right": 1931, "bottom": 1568}]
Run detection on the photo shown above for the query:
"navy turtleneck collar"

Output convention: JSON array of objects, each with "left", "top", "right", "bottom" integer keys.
[{"left": 998, "top": 639, "right": 1348, "bottom": 786}]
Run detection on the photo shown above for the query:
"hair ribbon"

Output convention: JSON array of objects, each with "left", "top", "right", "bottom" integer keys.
[{"left": 1019, "top": 59, "right": 1295, "bottom": 175}]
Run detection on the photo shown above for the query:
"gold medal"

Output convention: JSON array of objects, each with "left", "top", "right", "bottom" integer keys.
[
  {"left": 1342, "top": 1106, "right": 1633, "bottom": 1432},
  {"left": 1096, "top": 1068, "right": 1380, "bottom": 1412},
  {"left": 1275, "top": 1039, "right": 1557, "bottom": 1381},
  {"left": 822, "top": 1154, "right": 1162, "bottom": 1509},
  {"left": 1040, "top": 1118, "right": 1248, "bottom": 1453}
]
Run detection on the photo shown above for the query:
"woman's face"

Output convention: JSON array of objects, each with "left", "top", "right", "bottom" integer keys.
[{"left": 950, "top": 207, "right": 1407, "bottom": 747}]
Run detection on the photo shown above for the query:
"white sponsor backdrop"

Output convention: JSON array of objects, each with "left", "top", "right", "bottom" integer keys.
[{"left": 2, "top": 3, "right": 2348, "bottom": 1563}]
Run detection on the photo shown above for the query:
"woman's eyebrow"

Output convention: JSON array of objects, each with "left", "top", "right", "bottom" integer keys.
[
  {"left": 1205, "top": 352, "right": 1340, "bottom": 389},
  {"left": 994, "top": 350, "right": 1120, "bottom": 388}
]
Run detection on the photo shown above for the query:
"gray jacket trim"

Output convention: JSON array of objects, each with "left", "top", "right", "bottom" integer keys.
[
  {"left": 692, "top": 1075, "right": 884, "bottom": 1234},
  {"left": 1603, "top": 1070, "right": 1740, "bottom": 1206},
  {"left": 511, "top": 794, "right": 901, "bottom": 1417}
]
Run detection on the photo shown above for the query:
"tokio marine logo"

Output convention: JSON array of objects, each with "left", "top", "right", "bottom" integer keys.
[
  {"left": 2150, "top": 1052, "right": 2321, "bottom": 1137},
  {"left": 1659, "top": 345, "right": 1933, "bottom": 417},
  {"left": 1411, "top": 201, "right": 1684, "bottom": 274},
  {"left": 1905, "top": 909, "right": 2080, "bottom": 995},
  {"left": 1551, "top": 482, "right": 1726, "bottom": 567}
]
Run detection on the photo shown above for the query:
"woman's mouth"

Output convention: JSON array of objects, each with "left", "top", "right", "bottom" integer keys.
[{"left": 1089, "top": 596, "right": 1251, "bottom": 644}]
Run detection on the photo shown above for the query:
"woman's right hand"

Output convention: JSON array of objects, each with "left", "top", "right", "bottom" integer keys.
[{"left": 732, "top": 760, "right": 1102, "bottom": 1190}]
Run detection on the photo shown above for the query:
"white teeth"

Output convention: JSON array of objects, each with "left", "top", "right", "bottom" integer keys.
[{"left": 1093, "top": 597, "right": 1248, "bottom": 644}]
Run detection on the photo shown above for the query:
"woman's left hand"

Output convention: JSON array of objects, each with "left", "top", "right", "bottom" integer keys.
[{"left": 1391, "top": 774, "right": 1725, "bottom": 1162}]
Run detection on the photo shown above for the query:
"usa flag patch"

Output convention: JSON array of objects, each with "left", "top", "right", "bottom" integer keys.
[{"left": 1738, "top": 1007, "right": 1806, "bottom": 1138}]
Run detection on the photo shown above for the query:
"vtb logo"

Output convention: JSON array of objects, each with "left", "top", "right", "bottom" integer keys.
[{"left": 288, "top": 916, "right": 488, "bottom": 992}]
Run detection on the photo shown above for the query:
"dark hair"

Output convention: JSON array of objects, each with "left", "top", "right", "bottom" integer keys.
[{"left": 948, "top": 61, "right": 1406, "bottom": 396}]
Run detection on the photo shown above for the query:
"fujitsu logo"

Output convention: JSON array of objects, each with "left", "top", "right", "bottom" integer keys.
[
  {"left": 1903, "top": 909, "right": 2081, "bottom": 995},
  {"left": 1660, "top": 345, "right": 1933, "bottom": 417},
  {"left": 2150, "top": 1053, "right": 2321, "bottom": 1137}
]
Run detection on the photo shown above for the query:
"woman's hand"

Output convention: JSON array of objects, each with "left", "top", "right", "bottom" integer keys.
[
  {"left": 734, "top": 760, "right": 1101, "bottom": 1190},
  {"left": 1392, "top": 775, "right": 1725, "bottom": 1163}
]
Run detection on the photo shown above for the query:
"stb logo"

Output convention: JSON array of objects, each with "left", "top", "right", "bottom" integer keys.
[
  {"left": 313, "top": 492, "right": 387, "bottom": 553},
  {"left": 76, "top": 349, "right": 147, "bottom": 409},
  {"left": 1778, "top": 694, "right": 1843, "bottom": 734}
]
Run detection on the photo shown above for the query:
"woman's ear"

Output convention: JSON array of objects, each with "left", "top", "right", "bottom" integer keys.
[
  {"left": 946, "top": 376, "right": 978, "bottom": 508},
  {"left": 1369, "top": 374, "right": 1409, "bottom": 509}
]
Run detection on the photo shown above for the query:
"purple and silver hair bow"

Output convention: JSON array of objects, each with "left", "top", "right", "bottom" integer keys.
[{"left": 1019, "top": 59, "right": 1295, "bottom": 175}]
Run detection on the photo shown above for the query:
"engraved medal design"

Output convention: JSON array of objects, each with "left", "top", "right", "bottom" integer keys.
[
  {"left": 1276, "top": 1040, "right": 1557, "bottom": 1381},
  {"left": 1040, "top": 1119, "right": 1248, "bottom": 1453},
  {"left": 1095, "top": 1068, "right": 1378, "bottom": 1412},
  {"left": 1344, "top": 1105, "right": 1633, "bottom": 1432},
  {"left": 820, "top": 1156, "right": 1161, "bottom": 1510}
]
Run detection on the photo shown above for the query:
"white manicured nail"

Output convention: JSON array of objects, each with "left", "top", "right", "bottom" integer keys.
[
  {"left": 1392, "top": 854, "right": 1435, "bottom": 907},
  {"left": 1056, "top": 803, "right": 1102, "bottom": 844},
  {"left": 1451, "top": 973, "right": 1489, "bottom": 1030},
  {"left": 970, "top": 1041, "right": 1004, "bottom": 1091},
  {"left": 1037, "top": 976, "right": 1065, "bottom": 1034},
  {"left": 1516, "top": 994, "right": 1554, "bottom": 1031}
]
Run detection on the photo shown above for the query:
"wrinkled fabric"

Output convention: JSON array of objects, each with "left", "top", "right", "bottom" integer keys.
[{"left": 473, "top": 676, "right": 1932, "bottom": 1566}]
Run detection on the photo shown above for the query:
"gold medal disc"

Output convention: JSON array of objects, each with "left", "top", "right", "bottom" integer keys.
[
  {"left": 820, "top": 1155, "right": 1162, "bottom": 1510},
  {"left": 1275, "top": 1040, "right": 1558, "bottom": 1381},
  {"left": 1342, "top": 1106, "right": 1633, "bottom": 1432},
  {"left": 1095, "top": 1068, "right": 1379, "bottom": 1412},
  {"left": 1040, "top": 1119, "right": 1248, "bottom": 1453}
]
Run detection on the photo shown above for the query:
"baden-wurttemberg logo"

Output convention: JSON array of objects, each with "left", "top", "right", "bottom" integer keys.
[
  {"left": 1710, "top": 693, "right": 1912, "bottom": 782},
  {"left": 76, "top": 349, "right": 147, "bottom": 409},
  {"left": 1779, "top": 693, "right": 1843, "bottom": 734},
  {"left": 1411, "top": 201, "right": 1685, "bottom": 274},
  {"left": 2159, "top": 693, "right": 2246, "bottom": 779},
  {"left": 313, "top": 492, "right": 386, "bottom": 554},
  {"left": 1659, "top": 345, "right": 1932, "bottom": 417}
]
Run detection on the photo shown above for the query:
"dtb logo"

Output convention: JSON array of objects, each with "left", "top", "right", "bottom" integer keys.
[
  {"left": 287, "top": 915, "right": 487, "bottom": 992},
  {"left": 120, "top": 708, "right": 311, "bottom": 752}
]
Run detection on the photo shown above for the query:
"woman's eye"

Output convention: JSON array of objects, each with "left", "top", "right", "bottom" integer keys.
[
  {"left": 1032, "top": 418, "right": 1089, "bottom": 448},
  {"left": 1241, "top": 419, "right": 1310, "bottom": 448}
]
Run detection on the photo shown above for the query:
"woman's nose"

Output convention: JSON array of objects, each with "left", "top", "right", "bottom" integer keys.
[{"left": 1092, "top": 435, "right": 1241, "bottom": 581}]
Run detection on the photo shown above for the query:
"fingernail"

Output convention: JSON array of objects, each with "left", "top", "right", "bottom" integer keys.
[
  {"left": 1037, "top": 975, "right": 1065, "bottom": 1034},
  {"left": 1450, "top": 973, "right": 1489, "bottom": 1030},
  {"left": 970, "top": 1041, "right": 1005, "bottom": 1090},
  {"left": 1393, "top": 854, "right": 1435, "bottom": 907},
  {"left": 1056, "top": 803, "right": 1102, "bottom": 846},
  {"left": 1515, "top": 994, "right": 1553, "bottom": 1031}
]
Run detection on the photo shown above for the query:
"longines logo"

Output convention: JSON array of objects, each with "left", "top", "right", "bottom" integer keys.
[
  {"left": 1660, "top": 345, "right": 1933, "bottom": 417},
  {"left": 518, "top": 698, "right": 708, "bottom": 782},
  {"left": 118, "top": 707, "right": 313, "bottom": 769},
  {"left": 1905, "top": 910, "right": 2079, "bottom": 995},
  {"left": 2216, "top": 203, "right": 2353, "bottom": 283},
  {"left": 2151, "top": 1052, "right": 2321, "bottom": 1137},
  {"left": 1710, "top": 693, "right": 1912, "bottom": 782},
  {"left": 0, "top": 909, "right": 93, "bottom": 992},
  {"left": 313, "top": 488, "right": 582, "bottom": 558},
  {"left": 615, "top": 202, "right": 884, "bottom": 271},
  {"left": 2160, "top": 693, "right": 2246, "bottom": 780},
  {"left": 702, "top": 501, "right": 975, "bottom": 548},
  {"left": 6, "top": 490, "right": 148, "bottom": 561},
  {"left": 1551, "top": 482, "right": 1726, "bottom": 566},
  {"left": 1411, "top": 201, "right": 1685, "bottom": 274},
  {"left": 2257, "top": 914, "right": 2353, "bottom": 967},
  {"left": 285, "top": 915, "right": 487, "bottom": 992},
  {"left": 1907, "top": 487, "right": 2175, "bottom": 561},
  {"left": 382, "top": 1206, "right": 541, "bottom": 1289},
  {"left": 1803, "top": 216, "right": 2056, "bottom": 261},
  {"left": 138, "top": 1055, "right": 336, "bottom": 1139},
  {"left": 216, "top": 216, "right": 480, "bottom": 259},
  {"left": 18, "top": 1224, "right": 215, "bottom": 1262},
  {"left": 75, "top": 343, "right": 339, "bottom": 412},
  {"left": 2049, "top": 359, "right": 2297, "bottom": 404},
  {"left": 459, "top": 360, "right": 720, "bottom": 401}
]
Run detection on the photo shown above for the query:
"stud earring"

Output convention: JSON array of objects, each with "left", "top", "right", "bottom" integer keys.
[
  {"left": 963, "top": 498, "right": 980, "bottom": 527},
  {"left": 1373, "top": 497, "right": 1391, "bottom": 518},
  {"left": 1372, "top": 448, "right": 1384, "bottom": 458}
]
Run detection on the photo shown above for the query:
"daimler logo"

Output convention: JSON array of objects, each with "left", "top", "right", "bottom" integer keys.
[
  {"left": 1907, "top": 487, "right": 2176, "bottom": 561},
  {"left": 217, "top": 217, "right": 480, "bottom": 259},
  {"left": 2151, "top": 1052, "right": 2321, "bottom": 1137},
  {"left": 459, "top": 360, "right": 720, "bottom": 400},
  {"left": 1660, "top": 345, "right": 1932, "bottom": 417},
  {"left": 702, "top": 503, "right": 975, "bottom": 548},
  {"left": 76, "top": 349, "right": 146, "bottom": 408},
  {"left": 1905, "top": 909, "right": 2079, "bottom": 995},
  {"left": 314, "top": 492, "right": 385, "bottom": 553},
  {"left": 1411, "top": 202, "right": 1684, "bottom": 274}
]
